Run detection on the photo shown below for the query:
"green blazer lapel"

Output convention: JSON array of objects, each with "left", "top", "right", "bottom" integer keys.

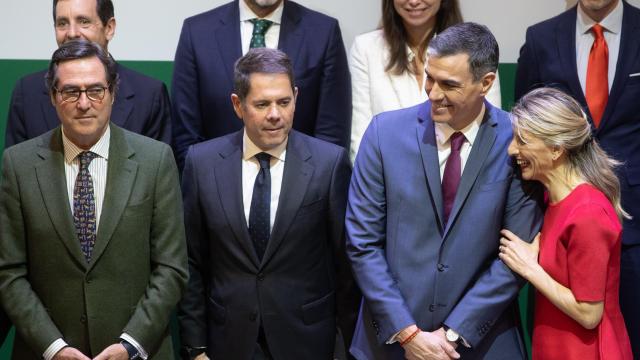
[
  {"left": 35, "top": 128, "right": 88, "bottom": 269},
  {"left": 445, "top": 103, "right": 497, "bottom": 235},
  {"left": 91, "top": 125, "right": 138, "bottom": 269},
  {"left": 261, "top": 132, "right": 313, "bottom": 267}
]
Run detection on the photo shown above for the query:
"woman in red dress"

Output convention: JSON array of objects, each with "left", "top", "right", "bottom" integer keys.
[{"left": 499, "top": 88, "right": 632, "bottom": 360}]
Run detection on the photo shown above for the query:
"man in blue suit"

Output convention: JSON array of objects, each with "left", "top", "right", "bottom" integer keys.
[
  {"left": 171, "top": 0, "right": 351, "bottom": 170},
  {"left": 346, "top": 23, "right": 543, "bottom": 360},
  {"left": 4, "top": 0, "right": 172, "bottom": 148},
  {"left": 178, "top": 48, "right": 359, "bottom": 360},
  {"left": 515, "top": 1, "right": 640, "bottom": 356}
]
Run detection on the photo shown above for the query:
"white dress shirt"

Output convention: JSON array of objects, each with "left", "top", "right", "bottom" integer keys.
[
  {"left": 576, "top": 0, "right": 622, "bottom": 93},
  {"left": 242, "top": 130, "right": 287, "bottom": 231},
  {"left": 349, "top": 30, "right": 502, "bottom": 163},
  {"left": 45, "top": 126, "right": 148, "bottom": 360},
  {"left": 435, "top": 105, "right": 485, "bottom": 180},
  {"left": 239, "top": 0, "right": 284, "bottom": 55}
]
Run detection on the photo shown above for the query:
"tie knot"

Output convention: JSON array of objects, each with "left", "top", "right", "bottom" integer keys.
[
  {"left": 449, "top": 132, "right": 466, "bottom": 151},
  {"left": 78, "top": 151, "right": 97, "bottom": 168},
  {"left": 250, "top": 19, "right": 273, "bottom": 36},
  {"left": 591, "top": 24, "right": 605, "bottom": 39},
  {"left": 256, "top": 152, "right": 271, "bottom": 169}
]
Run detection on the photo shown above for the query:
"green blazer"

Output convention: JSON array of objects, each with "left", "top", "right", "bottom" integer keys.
[{"left": 0, "top": 124, "right": 188, "bottom": 359}]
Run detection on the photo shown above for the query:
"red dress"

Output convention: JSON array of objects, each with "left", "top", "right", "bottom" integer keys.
[{"left": 532, "top": 184, "right": 632, "bottom": 360}]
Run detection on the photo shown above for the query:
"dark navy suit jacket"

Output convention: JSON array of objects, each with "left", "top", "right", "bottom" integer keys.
[
  {"left": 515, "top": 1, "right": 640, "bottom": 245},
  {"left": 170, "top": 0, "right": 351, "bottom": 170},
  {"left": 346, "top": 101, "right": 543, "bottom": 359},
  {"left": 178, "top": 130, "right": 359, "bottom": 360},
  {"left": 5, "top": 63, "right": 172, "bottom": 148}
]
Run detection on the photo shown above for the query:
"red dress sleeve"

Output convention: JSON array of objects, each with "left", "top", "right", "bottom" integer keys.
[{"left": 563, "top": 204, "right": 619, "bottom": 302}]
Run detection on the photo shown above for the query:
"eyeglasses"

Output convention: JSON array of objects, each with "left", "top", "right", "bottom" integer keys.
[{"left": 54, "top": 86, "right": 110, "bottom": 103}]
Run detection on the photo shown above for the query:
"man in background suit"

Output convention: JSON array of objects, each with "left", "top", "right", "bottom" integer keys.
[
  {"left": 4, "top": 0, "right": 172, "bottom": 148},
  {"left": 347, "top": 23, "right": 543, "bottom": 360},
  {"left": 515, "top": 1, "right": 640, "bottom": 355},
  {"left": 0, "top": 40, "right": 187, "bottom": 360},
  {"left": 171, "top": 0, "right": 351, "bottom": 170},
  {"left": 178, "top": 48, "right": 359, "bottom": 360}
]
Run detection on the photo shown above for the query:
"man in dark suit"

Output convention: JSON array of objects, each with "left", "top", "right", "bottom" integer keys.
[
  {"left": 178, "top": 48, "right": 359, "bottom": 360},
  {"left": 0, "top": 40, "right": 187, "bottom": 360},
  {"left": 4, "top": 0, "right": 171, "bottom": 148},
  {"left": 171, "top": 0, "right": 351, "bottom": 170},
  {"left": 346, "top": 23, "right": 543, "bottom": 360},
  {"left": 515, "top": 1, "right": 640, "bottom": 355}
]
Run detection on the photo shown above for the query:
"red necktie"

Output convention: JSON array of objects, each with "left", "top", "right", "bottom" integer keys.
[
  {"left": 442, "top": 132, "right": 465, "bottom": 225},
  {"left": 585, "top": 24, "right": 609, "bottom": 127}
]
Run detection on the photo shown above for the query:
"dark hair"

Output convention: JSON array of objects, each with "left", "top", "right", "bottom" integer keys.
[
  {"left": 381, "top": 0, "right": 462, "bottom": 75},
  {"left": 427, "top": 22, "right": 498, "bottom": 82},
  {"left": 46, "top": 39, "right": 119, "bottom": 95},
  {"left": 53, "top": 0, "right": 114, "bottom": 26},
  {"left": 233, "top": 48, "right": 295, "bottom": 101}
]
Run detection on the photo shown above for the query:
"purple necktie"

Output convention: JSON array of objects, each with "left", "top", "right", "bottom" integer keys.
[{"left": 442, "top": 132, "right": 465, "bottom": 225}]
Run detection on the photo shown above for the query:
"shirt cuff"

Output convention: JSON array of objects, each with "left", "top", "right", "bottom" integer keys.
[
  {"left": 120, "top": 333, "right": 149, "bottom": 360},
  {"left": 43, "top": 338, "right": 68, "bottom": 360},
  {"left": 386, "top": 330, "right": 402, "bottom": 344}
]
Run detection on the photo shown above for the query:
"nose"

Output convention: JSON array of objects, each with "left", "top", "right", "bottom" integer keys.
[
  {"left": 76, "top": 92, "right": 91, "bottom": 111},
  {"left": 507, "top": 138, "right": 518, "bottom": 157},
  {"left": 427, "top": 81, "right": 444, "bottom": 102},
  {"left": 266, "top": 104, "right": 280, "bottom": 122},
  {"left": 67, "top": 22, "right": 81, "bottom": 40}
]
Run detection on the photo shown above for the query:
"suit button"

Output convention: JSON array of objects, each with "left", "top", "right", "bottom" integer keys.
[
  {"left": 437, "top": 264, "right": 445, "bottom": 272},
  {"left": 257, "top": 273, "right": 264, "bottom": 281},
  {"left": 80, "top": 315, "right": 86, "bottom": 323},
  {"left": 249, "top": 312, "right": 257, "bottom": 322},
  {"left": 429, "top": 304, "right": 436, "bottom": 312}
]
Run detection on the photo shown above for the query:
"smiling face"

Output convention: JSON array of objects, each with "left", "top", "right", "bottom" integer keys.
[
  {"left": 54, "top": 0, "right": 115, "bottom": 50},
  {"left": 508, "top": 130, "right": 559, "bottom": 183},
  {"left": 393, "top": 0, "right": 441, "bottom": 35},
  {"left": 52, "top": 56, "right": 112, "bottom": 149},
  {"left": 425, "top": 53, "right": 494, "bottom": 130},
  {"left": 231, "top": 72, "right": 296, "bottom": 151}
]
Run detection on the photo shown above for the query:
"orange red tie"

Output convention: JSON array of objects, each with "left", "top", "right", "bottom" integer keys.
[{"left": 585, "top": 24, "right": 609, "bottom": 128}]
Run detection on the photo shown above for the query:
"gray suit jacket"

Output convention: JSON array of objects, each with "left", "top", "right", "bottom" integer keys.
[{"left": 0, "top": 124, "right": 188, "bottom": 359}]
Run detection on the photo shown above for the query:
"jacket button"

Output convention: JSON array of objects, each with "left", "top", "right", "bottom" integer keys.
[
  {"left": 80, "top": 315, "right": 86, "bottom": 323},
  {"left": 437, "top": 264, "right": 445, "bottom": 272},
  {"left": 249, "top": 312, "right": 257, "bottom": 321},
  {"left": 429, "top": 304, "right": 436, "bottom": 312},
  {"left": 257, "top": 273, "right": 264, "bottom": 281}
]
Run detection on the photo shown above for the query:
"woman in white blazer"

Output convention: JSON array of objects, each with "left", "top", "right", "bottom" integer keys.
[{"left": 349, "top": 0, "right": 502, "bottom": 162}]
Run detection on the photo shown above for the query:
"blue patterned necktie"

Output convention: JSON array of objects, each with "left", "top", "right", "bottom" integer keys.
[
  {"left": 249, "top": 152, "right": 271, "bottom": 260},
  {"left": 249, "top": 19, "right": 273, "bottom": 48},
  {"left": 73, "top": 151, "right": 98, "bottom": 262}
]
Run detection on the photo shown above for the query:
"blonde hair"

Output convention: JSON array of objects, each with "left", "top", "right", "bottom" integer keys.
[{"left": 511, "top": 87, "right": 629, "bottom": 221}]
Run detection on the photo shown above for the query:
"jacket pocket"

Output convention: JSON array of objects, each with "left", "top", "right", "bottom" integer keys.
[
  {"left": 301, "top": 291, "right": 335, "bottom": 325},
  {"left": 207, "top": 296, "right": 227, "bottom": 325}
]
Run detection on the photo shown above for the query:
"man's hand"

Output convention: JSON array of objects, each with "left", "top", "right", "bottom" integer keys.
[
  {"left": 194, "top": 353, "right": 210, "bottom": 360},
  {"left": 92, "top": 344, "right": 129, "bottom": 360},
  {"left": 401, "top": 327, "right": 460, "bottom": 360},
  {"left": 52, "top": 347, "right": 91, "bottom": 360}
]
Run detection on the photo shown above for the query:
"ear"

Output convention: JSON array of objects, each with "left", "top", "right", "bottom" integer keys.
[
  {"left": 231, "top": 93, "right": 244, "bottom": 120},
  {"left": 552, "top": 146, "right": 565, "bottom": 161},
  {"left": 480, "top": 72, "right": 496, "bottom": 96},
  {"left": 104, "top": 17, "right": 116, "bottom": 42},
  {"left": 293, "top": 86, "right": 299, "bottom": 107},
  {"left": 50, "top": 91, "right": 57, "bottom": 107}
]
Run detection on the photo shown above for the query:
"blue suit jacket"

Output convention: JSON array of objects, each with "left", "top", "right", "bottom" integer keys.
[
  {"left": 515, "top": 1, "right": 640, "bottom": 245},
  {"left": 4, "top": 63, "right": 172, "bottom": 148},
  {"left": 178, "top": 130, "right": 360, "bottom": 360},
  {"left": 171, "top": 0, "right": 351, "bottom": 170},
  {"left": 346, "top": 101, "right": 543, "bottom": 359}
]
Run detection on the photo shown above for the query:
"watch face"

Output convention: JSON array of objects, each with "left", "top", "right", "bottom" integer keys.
[{"left": 446, "top": 329, "right": 459, "bottom": 342}]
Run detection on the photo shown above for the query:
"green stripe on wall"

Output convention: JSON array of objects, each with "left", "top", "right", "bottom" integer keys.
[{"left": 0, "top": 59, "right": 531, "bottom": 360}]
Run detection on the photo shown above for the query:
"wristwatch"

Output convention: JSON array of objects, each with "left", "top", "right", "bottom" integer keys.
[
  {"left": 445, "top": 327, "right": 463, "bottom": 346},
  {"left": 120, "top": 340, "right": 140, "bottom": 360},
  {"left": 184, "top": 346, "right": 207, "bottom": 360}
]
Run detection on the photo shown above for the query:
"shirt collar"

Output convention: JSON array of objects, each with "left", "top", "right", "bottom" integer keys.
[
  {"left": 62, "top": 125, "right": 111, "bottom": 164},
  {"left": 239, "top": 0, "right": 284, "bottom": 24},
  {"left": 242, "top": 129, "right": 287, "bottom": 162},
  {"left": 435, "top": 103, "right": 485, "bottom": 147},
  {"left": 577, "top": 0, "right": 623, "bottom": 35}
]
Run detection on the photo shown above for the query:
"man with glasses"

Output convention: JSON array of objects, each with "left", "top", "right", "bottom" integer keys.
[
  {"left": 0, "top": 39, "right": 187, "bottom": 360},
  {"left": 4, "top": 0, "right": 172, "bottom": 148}
]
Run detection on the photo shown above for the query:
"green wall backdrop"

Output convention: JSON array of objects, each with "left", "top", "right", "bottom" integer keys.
[{"left": 0, "top": 60, "right": 532, "bottom": 359}]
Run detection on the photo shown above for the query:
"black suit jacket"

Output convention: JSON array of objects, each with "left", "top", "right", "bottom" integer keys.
[
  {"left": 171, "top": 0, "right": 351, "bottom": 170},
  {"left": 5, "top": 63, "right": 172, "bottom": 148},
  {"left": 178, "top": 130, "right": 359, "bottom": 360},
  {"left": 0, "top": 310, "right": 9, "bottom": 345},
  {"left": 515, "top": 1, "right": 640, "bottom": 245}
]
